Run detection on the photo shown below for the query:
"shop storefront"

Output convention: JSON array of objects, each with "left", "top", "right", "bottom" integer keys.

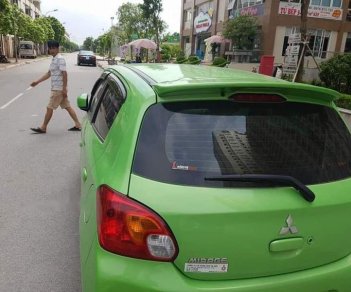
[{"left": 193, "top": 2, "right": 214, "bottom": 59}]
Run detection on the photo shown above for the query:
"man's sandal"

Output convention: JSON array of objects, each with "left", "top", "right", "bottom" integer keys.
[
  {"left": 30, "top": 127, "right": 46, "bottom": 134},
  {"left": 68, "top": 126, "right": 81, "bottom": 131}
]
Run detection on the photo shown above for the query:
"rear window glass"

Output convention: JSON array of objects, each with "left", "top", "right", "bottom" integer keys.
[{"left": 133, "top": 101, "right": 351, "bottom": 187}]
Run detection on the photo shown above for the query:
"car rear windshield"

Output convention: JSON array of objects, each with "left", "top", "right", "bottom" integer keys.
[
  {"left": 133, "top": 101, "right": 351, "bottom": 187},
  {"left": 80, "top": 51, "right": 94, "bottom": 55}
]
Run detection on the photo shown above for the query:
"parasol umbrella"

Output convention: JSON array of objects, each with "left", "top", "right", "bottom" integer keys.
[
  {"left": 204, "top": 35, "right": 230, "bottom": 44},
  {"left": 128, "top": 39, "right": 157, "bottom": 50}
]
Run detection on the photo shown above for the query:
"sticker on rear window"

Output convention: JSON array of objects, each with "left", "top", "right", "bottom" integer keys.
[
  {"left": 171, "top": 161, "right": 197, "bottom": 171},
  {"left": 184, "top": 258, "right": 228, "bottom": 273}
]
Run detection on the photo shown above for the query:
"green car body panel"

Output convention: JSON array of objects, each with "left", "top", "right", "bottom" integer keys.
[{"left": 79, "top": 64, "right": 351, "bottom": 291}]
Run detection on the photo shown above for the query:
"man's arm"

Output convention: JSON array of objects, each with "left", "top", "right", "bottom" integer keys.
[
  {"left": 62, "top": 71, "right": 68, "bottom": 98},
  {"left": 30, "top": 71, "right": 51, "bottom": 87}
]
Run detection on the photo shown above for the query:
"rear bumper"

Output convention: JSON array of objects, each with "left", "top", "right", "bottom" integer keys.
[
  {"left": 82, "top": 240, "right": 351, "bottom": 292},
  {"left": 78, "top": 58, "right": 96, "bottom": 65}
]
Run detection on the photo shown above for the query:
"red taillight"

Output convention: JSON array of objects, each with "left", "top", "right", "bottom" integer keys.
[
  {"left": 97, "top": 185, "right": 178, "bottom": 261},
  {"left": 231, "top": 93, "right": 286, "bottom": 103}
]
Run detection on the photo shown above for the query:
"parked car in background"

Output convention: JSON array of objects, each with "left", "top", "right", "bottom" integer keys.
[
  {"left": 77, "top": 64, "right": 351, "bottom": 292},
  {"left": 19, "top": 41, "right": 37, "bottom": 59},
  {"left": 77, "top": 50, "right": 96, "bottom": 66}
]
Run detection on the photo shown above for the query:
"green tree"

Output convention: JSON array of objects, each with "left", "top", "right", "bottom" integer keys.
[
  {"left": 82, "top": 37, "right": 95, "bottom": 51},
  {"left": 0, "top": 0, "right": 14, "bottom": 35},
  {"left": 34, "top": 17, "right": 55, "bottom": 42},
  {"left": 223, "top": 15, "right": 257, "bottom": 50},
  {"left": 162, "top": 32, "right": 180, "bottom": 43},
  {"left": 117, "top": 3, "right": 145, "bottom": 44},
  {"left": 0, "top": 0, "right": 15, "bottom": 54},
  {"left": 98, "top": 33, "right": 112, "bottom": 56},
  {"left": 319, "top": 54, "right": 351, "bottom": 94},
  {"left": 62, "top": 39, "right": 79, "bottom": 52},
  {"left": 46, "top": 16, "right": 65, "bottom": 44},
  {"left": 140, "top": 0, "right": 166, "bottom": 61}
]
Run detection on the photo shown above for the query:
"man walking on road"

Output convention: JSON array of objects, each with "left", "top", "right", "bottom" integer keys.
[{"left": 30, "top": 40, "right": 81, "bottom": 134}]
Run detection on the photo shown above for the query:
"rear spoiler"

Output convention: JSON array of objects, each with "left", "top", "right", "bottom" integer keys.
[{"left": 153, "top": 82, "right": 341, "bottom": 104}]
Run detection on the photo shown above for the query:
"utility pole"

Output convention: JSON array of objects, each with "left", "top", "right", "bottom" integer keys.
[{"left": 295, "top": 0, "right": 310, "bottom": 83}]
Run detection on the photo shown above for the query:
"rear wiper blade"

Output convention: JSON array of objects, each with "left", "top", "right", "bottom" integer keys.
[{"left": 204, "top": 174, "right": 315, "bottom": 202}]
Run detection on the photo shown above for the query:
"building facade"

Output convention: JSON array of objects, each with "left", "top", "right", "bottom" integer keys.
[
  {"left": 180, "top": 0, "right": 351, "bottom": 65},
  {"left": 11, "top": 0, "right": 42, "bottom": 19}
]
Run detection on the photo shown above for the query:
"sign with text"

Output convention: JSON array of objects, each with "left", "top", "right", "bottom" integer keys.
[
  {"left": 194, "top": 12, "right": 212, "bottom": 34},
  {"left": 279, "top": 2, "right": 343, "bottom": 20},
  {"left": 288, "top": 33, "right": 301, "bottom": 44},
  {"left": 234, "top": 3, "right": 265, "bottom": 18},
  {"left": 283, "top": 33, "right": 301, "bottom": 76}
]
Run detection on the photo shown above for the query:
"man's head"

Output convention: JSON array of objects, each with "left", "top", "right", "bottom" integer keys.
[{"left": 47, "top": 40, "right": 60, "bottom": 56}]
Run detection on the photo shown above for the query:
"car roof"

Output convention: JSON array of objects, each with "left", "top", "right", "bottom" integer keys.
[{"left": 109, "top": 64, "right": 340, "bottom": 104}]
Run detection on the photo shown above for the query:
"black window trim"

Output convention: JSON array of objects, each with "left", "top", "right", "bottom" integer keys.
[{"left": 90, "top": 74, "right": 128, "bottom": 142}]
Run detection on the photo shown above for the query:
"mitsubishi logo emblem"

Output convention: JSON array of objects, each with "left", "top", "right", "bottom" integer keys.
[{"left": 280, "top": 214, "right": 298, "bottom": 235}]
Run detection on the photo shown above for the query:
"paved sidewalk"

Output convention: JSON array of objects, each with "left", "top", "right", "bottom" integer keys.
[{"left": 0, "top": 56, "right": 51, "bottom": 71}]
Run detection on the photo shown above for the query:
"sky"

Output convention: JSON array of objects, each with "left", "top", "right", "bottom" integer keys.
[{"left": 40, "top": 0, "right": 181, "bottom": 45}]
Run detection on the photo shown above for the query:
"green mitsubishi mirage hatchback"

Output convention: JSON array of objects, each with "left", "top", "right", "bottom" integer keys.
[{"left": 77, "top": 64, "right": 351, "bottom": 292}]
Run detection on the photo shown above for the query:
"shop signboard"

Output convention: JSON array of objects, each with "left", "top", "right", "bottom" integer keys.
[
  {"left": 234, "top": 3, "right": 265, "bottom": 18},
  {"left": 283, "top": 33, "right": 301, "bottom": 76},
  {"left": 279, "top": 2, "right": 343, "bottom": 20},
  {"left": 194, "top": 12, "right": 212, "bottom": 34},
  {"left": 278, "top": 2, "right": 343, "bottom": 20},
  {"left": 284, "top": 55, "right": 298, "bottom": 67},
  {"left": 288, "top": 33, "right": 301, "bottom": 44}
]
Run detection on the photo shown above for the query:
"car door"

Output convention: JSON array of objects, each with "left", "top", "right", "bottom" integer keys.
[{"left": 80, "top": 73, "right": 126, "bottom": 264}]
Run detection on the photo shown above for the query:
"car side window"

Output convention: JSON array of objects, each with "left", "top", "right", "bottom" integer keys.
[
  {"left": 88, "top": 78, "right": 107, "bottom": 121},
  {"left": 92, "top": 76, "right": 126, "bottom": 140}
]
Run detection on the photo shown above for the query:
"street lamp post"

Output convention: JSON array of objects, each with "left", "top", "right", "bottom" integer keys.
[
  {"left": 110, "top": 17, "right": 114, "bottom": 59},
  {"left": 44, "top": 9, "right": 58, "bottom": 16}
]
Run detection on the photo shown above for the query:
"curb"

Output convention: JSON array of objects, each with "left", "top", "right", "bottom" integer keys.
[{"left": 0, "top": 56, "right": 51, "bottom": 72}]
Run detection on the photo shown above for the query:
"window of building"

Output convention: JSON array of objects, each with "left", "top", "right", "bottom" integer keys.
[
  {"left": 11, "top": 0, "right": 18, "bottom": 4},
  {"left": 184, "top": 10, "right": 192, "bottom": 22},
  {"left": 310, "top": 0, "right": 342, "bottom": 7},
  {"left": 195, "top": 1, "right": 214, "bottom": 15},
  {"left": 25, "top": 5, "right": 31, "bottom": 16},
  {"left": 347, "top": 1, "right": 351, "bottom": 21},
  {"left": 345, "top": 33, "right": 351, "bottom": 52},
  {"left": 307, "top": 29, "right": 330, "bottom": 58},
  {"left": 235, "top": 0, "right": 263, "bottom": 9},
  {"left": 332, "top": 0, "right": 342, "bottom": 7},
  {"left": 282, "top": 27, "right": 330, "bottom": 58},
  {"left": 281, "top": 0, "right": 341, "bottom": 6}
]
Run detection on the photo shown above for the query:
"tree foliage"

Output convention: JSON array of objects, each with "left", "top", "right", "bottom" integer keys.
[
  {"left": 140, "top": 0, "right": 166, "bottom": 55},
  {"left": 0, "top": 0, "right": 14, "bottom": 35},
  {"left": 83, "top": 37, "right": 95, "bottom": 51},
  {"left": 117, "top": 3, "right": 146, "bottom": 44},
  {"left": 62, "top": 39, "right": 79, "bottom": 52},
  {"left": 34, "top": 17, "right": 55, "bottom": 42},
  {"left": 223, "top": 15, "right": 257, "bottom": 50},
  {"left": 319, "top": 54, "right": 351, "bottom": 94},
  {"left": 46, "top": 16, "right": 65, "bottom": 44}
]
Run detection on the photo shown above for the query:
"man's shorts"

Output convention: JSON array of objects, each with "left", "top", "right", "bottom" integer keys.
[{"left": 47, "top": 90, "right": 71, "bottom": 110}]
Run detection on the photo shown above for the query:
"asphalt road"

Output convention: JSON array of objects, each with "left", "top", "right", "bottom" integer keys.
[{"left": 0, "top": 53, "right": 102, "bottom": 292}]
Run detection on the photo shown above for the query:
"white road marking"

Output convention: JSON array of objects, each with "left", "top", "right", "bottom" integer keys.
[{"left": 0, "top": 87, "right": 32, "bottom": 110}]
